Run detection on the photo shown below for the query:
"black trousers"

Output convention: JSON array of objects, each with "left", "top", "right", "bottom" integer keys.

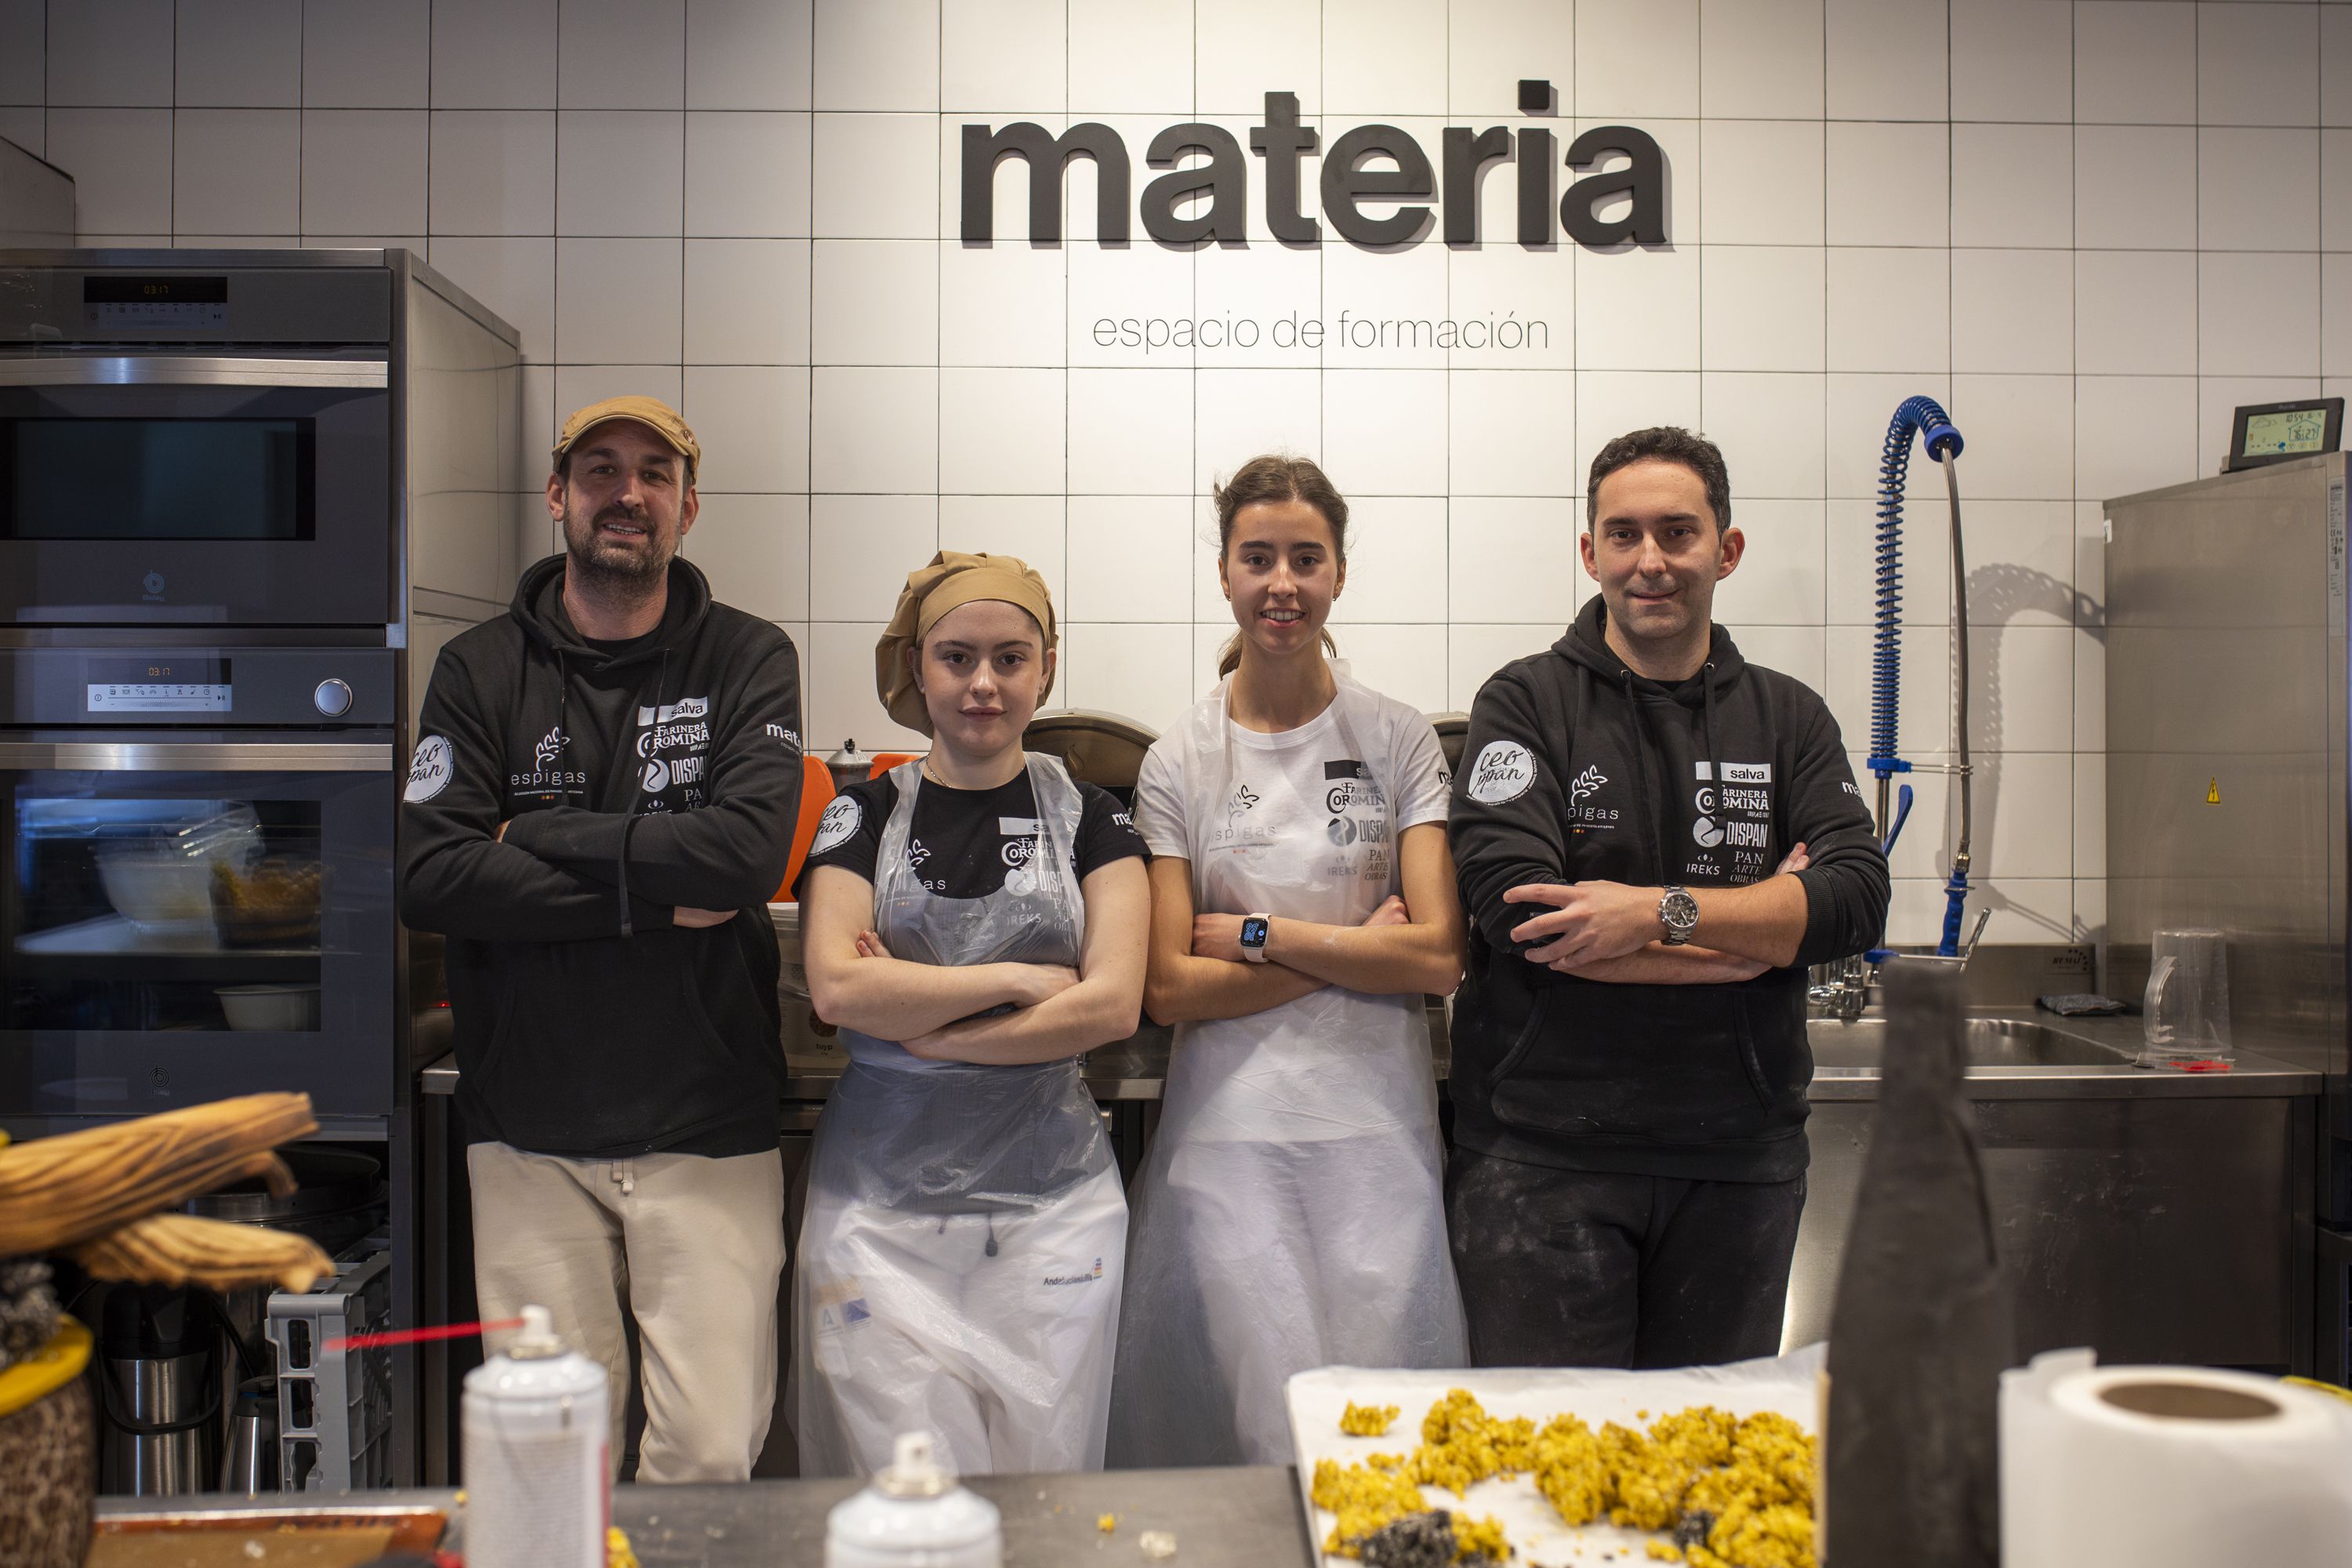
[{"left": 1444, "top": 1145, "right": 1806, "bottom": 1370}]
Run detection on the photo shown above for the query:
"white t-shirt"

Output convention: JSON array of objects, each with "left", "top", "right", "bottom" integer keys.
[
  {"left": 1133, "top": 675, "right": 1453, "bottom": 1143},
  {"left": 1133, "top": 683, "right": 1452, "bottom": 873}
]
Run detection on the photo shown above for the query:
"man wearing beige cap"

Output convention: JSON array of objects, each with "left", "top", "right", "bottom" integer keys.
[{"left": 400, "top": 396, "right": 804, "bottom": 1480}]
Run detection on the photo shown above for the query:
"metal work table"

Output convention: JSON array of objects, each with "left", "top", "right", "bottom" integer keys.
[
  {"left": 94, "top": 1467, "right": 1319, "bottom": 1566},
  {"left": 420, "top": 1004, "right": 2322, "bottom": 1104}
]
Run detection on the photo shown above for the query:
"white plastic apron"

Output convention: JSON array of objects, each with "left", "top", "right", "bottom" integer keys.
[
  {"left": 789, "top": 756, "right": 1128, "bottom": 1477},
  {"left": 1106, "top": 674, "right": 1467, "bottom": 1468}
]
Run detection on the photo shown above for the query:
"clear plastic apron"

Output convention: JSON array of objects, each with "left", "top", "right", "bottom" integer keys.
[
  {"left": 790, "top": 755, "right": 1127, "bottom": 1476},
  {"left": 1107, "top": 674, "right": 1468, "bottom": 1468},
  {"left": 816, "top": 754, "right": 1109, "bottom": 1210}
]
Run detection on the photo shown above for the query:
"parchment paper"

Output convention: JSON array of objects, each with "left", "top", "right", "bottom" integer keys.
[{"left": 1285, "top": 1346, "right": 1824, "bottom": 1566}]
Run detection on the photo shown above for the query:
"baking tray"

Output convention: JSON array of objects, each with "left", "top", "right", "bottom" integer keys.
[
  {"left": 1285, "top": 1347, "right": 1823, "bottom": 1566},
  {"left": 88, "top": 1504, "right": 446, "bottom": 1567}
]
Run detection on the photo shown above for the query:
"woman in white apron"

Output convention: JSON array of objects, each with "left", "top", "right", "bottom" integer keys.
[
  {"left": 789, "top": 551, "right": 1151, "bottom": 1476},
  {"left": 1108, "top": 457, "right": 1471, "bottom": 1467}
]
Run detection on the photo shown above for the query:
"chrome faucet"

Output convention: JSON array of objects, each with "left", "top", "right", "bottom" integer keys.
[
  {"left": 1809, "top": 953, "right": 1878, "bottom": 1021},
  {"left": 1808, "top": 909, "right": 1990, "bottom": 1020}
]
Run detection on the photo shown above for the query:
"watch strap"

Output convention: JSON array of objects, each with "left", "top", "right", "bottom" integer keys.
[{"left": 1241, "top": 912, "right": 1272, "bottom": 963}]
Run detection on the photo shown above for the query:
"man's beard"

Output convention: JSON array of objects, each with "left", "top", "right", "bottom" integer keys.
[{"left": 562, "top": 505, "right": 673, "bottom": 592}]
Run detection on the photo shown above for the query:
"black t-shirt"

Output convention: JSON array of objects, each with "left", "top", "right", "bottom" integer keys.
[{"left": 795, "top": 771, "right": 1147, "bottom": 898}]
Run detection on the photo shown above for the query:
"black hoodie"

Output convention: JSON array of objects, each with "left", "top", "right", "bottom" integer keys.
[
  {"left": 400, "top": 554, "right": 804, "bottom": 1159},
  {"left": 1446, "top": 598, "right": 1889, "bottom": 1182}
]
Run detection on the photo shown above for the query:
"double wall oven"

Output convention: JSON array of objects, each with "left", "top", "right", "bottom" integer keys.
[{"left": 0, "top": 249, "right": 522, "bottom": 1487}]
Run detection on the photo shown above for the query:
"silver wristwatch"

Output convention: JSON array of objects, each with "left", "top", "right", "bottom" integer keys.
[{"left": 1658, "top": 886, "right": 1700, "bottom": 946}]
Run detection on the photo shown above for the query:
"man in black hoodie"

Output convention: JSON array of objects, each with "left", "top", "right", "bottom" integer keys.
[
  {"left": 1446, "top": 426, "right": 1888, "bottom": 1370},
  {"left": 400, "top": 396, "right": 803, "bottom": 1479}
]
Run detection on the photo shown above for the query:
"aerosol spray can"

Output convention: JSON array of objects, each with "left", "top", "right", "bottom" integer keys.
[
  {"left": 826, "top": 1431, "right": 1003, "bottom": 1568},
  {"left": 462, "top": 1304, "right": 608, "bottom": 1568}
]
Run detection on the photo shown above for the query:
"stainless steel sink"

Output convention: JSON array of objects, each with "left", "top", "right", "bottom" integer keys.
[{"left": 1806, "top": 1015, "right": 2136, "bottom": 1071}]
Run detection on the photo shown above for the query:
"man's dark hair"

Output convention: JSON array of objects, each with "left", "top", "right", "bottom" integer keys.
[{"left": 1584, "top": 426, "right": 1731, "bottom": 533}]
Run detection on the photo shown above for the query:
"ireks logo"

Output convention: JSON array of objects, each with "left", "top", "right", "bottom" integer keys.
[{"left": 963, "top": 93, "right": 1665, "bottom": 251}]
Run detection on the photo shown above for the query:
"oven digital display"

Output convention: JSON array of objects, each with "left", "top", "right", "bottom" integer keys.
[
  {"left": 82, "top": 275, "right": 230, "bottom": 331},
  {"left": 85, "top": 657, "right": 231, "bottom": 713}
]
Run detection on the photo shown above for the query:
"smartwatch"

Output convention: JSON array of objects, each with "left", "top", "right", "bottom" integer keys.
[
  {"left": 1240, "top": 913, "right": 1272, "bottom": 962},
  {"left": 1658, "top": 887, "right": 1700, "bottom": 946}
]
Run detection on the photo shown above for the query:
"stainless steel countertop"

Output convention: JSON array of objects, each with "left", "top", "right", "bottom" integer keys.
[
  {"left": 419, "top": 1005, "right": 2321, "bottom": 1102},
  {"left": 95, "top": 1468, "right": 1318, "bottom": 1566}
]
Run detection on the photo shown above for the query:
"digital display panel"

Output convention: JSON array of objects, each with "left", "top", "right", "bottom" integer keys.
[
  {"left": 85, "top": 657, "right": 232, "bottom": 713},
  {"left": 82, "top": 275, "right": 230, "bottom": 330},
  {"left": 2241, "top": 408, "right": 2329, "bottom": 458}
]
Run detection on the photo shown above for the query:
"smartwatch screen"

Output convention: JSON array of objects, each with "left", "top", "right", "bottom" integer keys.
[{"left": 1240, "top": 916, "right": 1271, "bottom": 947}]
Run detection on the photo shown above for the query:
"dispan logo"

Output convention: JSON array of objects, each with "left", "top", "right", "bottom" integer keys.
[{"left": 962, "top": 93, "right": 1665, "bottom": 250}]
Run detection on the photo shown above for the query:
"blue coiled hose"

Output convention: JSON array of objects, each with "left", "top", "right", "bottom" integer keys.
[
  {"left": 1871, "top": 395, "right": 1962, "bottom": 784},
  {"left": 1871, "top": 396, "right": 1969, "bottom": 958}
]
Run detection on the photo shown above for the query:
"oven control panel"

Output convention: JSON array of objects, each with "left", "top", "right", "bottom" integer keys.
[{"left": 0, "top": 648, "right": 393, "bottom": 726}]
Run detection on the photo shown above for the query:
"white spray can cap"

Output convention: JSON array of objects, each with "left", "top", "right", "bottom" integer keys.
[{"left": 825, "top": 1431, "right": 1003, "bottom": 1568}]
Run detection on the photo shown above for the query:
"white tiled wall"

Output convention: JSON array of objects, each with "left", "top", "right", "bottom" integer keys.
[{"left": 6, "top": 0, "right": 2349, "bottom": 944}]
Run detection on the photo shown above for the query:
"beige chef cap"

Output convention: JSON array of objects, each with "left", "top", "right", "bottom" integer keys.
[
  {"left": 553, "top": 394, "right": 700, "bottom": 478},
  {"left": 876, "top": 550, "right": 1058, "bottom": 734}
]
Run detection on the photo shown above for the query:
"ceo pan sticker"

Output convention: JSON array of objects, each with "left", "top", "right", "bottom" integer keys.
[
  {"left": 811, "top": 796, "right": 861, "bottom": 856},
  {"left": 1465, "top": 741, "right": 1537, "bottom": 805},
  {"left": 404, "top": 735, "right": 454, "bottom": 803}
]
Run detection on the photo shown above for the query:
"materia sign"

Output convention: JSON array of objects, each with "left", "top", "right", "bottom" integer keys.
[{"left": 960, "top": 91, "right": 1668, "bottom": 251}]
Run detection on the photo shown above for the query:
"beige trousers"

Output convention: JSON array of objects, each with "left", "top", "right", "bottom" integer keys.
[{"left": 467, "top": 1142, "right": 786, "bottom": 1483}]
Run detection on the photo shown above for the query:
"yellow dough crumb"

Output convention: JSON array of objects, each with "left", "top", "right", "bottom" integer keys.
[
  {"left": 607, "top": 1525, "right": 641, "bottom": 1568},
  {"left": 1314, "top": 1392, "right": 1817, "bottom": 1568},
  {"left": 1340, "top": 1400, "right": 1402, "bottom": 1436},
  {"left": 1098, "top": 1513, "right": 1118, "bottom": 1532},
  {"left": 1452, "top": 1512, "right": 1509, "bottom": 1562}
]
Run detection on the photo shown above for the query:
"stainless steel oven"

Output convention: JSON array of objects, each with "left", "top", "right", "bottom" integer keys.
[
  {"left": 0, "top": 258, "right": 398, "bottom": 627},
  {"left": 0, "top": 646, "right": 398, "bottom": 1120},
  {"left": 0, "top": 249, "right": 522, "bottom": 1489},
  {"left": 0, "top": 352, "right": 392, "bottom": 625}
]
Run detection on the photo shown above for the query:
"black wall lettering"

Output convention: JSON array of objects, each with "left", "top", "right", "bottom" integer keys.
[
  {"left": 1321, "top": 124, "right": 1436, "bottom": 246},
  {"left": 1516, "top": 127, "right": 1555, "bottom": 246},
  {"left": 1560, "top": 123, "right": 1665, "bottom": 248},
  {"left": 1142, "top": 122, "right": 1249, "bottom": 245},
  {"left": 1441, "top": 126, "right": 1514, "bottom": 246},
  {"left": 1249, "top": 91, "right": 1320, "bottom": 244},
  {"left": 958, "top": 103, "right": 1671, "bottom": 251},
  {"left": 960, "top": 121, "right": 1130, "bottom": 244}
]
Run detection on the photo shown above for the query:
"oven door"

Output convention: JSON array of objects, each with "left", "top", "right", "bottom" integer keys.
[
  {"left": 0, "top": 354, "right": 390, "bottom": 626},
  {"left": 0, "top": 738, "right": 395, "bottom": 1118}
]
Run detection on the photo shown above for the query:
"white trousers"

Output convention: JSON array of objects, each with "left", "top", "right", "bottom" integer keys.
[
  {"left": 466, "top": 1141, "right": 786, "bottom": 1483},
  {"left": 790, "top": 1161, "right": 1127, "bottom": 1478}
]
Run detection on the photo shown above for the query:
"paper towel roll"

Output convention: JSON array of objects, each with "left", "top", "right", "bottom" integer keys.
[{"left": 2001, "top": 1348, "right": 2352, "bottom": 1567}]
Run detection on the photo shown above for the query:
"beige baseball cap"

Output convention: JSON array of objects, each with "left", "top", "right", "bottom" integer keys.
[{"left": 551, "top": 395, "right": 701, "bottom": 477}]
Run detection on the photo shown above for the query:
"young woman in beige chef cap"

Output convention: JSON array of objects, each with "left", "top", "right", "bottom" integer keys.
[
  {"left": 1108, "top": 456, "right": 1471, "bottom": 1466},
  {"left": 787, "top": 550, "right": 1150, "bottom": 1477}
]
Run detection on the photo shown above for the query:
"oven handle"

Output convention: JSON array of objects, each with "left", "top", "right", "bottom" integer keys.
[
  {"left": 0, "top": 358, "right": 388, "bottom": 389},
  {"left": 0, "top": 741, "right": 393, "bottom": 772}
]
